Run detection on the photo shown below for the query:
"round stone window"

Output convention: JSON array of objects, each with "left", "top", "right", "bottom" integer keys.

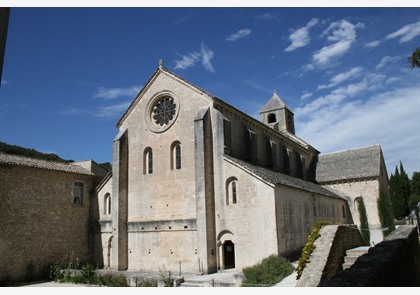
[
  {"left": 152, "top": 96, "right": 176, "bottom": 126},
  {"left": 146, "top": 94, "right": 179, "bottom": 133}
]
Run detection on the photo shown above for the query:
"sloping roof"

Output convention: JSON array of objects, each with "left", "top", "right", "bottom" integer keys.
[
  {"left": 316, "top": 145, "right": 382, "bottom": 183},
  {"left": 259, "top": 91, "right": 292, "bottom": 114},
  {"left": 224, "top": 154, "right": 344, "bottom": 200},
  {"left": 0, "top": 152, "right": 94, "bottom": 176}
]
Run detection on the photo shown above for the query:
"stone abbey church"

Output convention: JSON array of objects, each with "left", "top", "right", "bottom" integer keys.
[{"left": 0, "top": 63, "right": 390, "bottom": 282}]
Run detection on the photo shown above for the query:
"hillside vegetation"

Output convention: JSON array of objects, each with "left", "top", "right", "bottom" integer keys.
[{"left": 0, "top": 142, "right": 111, "bottom": 171}]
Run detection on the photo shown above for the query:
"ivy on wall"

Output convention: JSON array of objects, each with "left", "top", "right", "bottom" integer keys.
[
  {"left": 356, "top": 197, "right": 370, "bottom": 245},
  {"left": 377, "top": 188, "right": 396, "bottom": 237},
  {"left": 295, "top": 221, "right": 331, "bottom": 280}
]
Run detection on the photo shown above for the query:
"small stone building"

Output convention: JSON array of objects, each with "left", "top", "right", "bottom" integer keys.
[
  {"left": 0, "top": 153, "right": 106, "bottom": 282},
  {"left": 93, "top": 63, "right": 359, "bottom": 274},
  {"left": 316, "top": 145, "right": 390, "bottom": 244}
]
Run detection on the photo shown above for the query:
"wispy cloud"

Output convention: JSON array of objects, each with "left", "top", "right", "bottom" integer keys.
[
  {"left": 298, "top": 73, "right": 385, "bottom": 117},
  {"left": 95, "top": 101, "right": 131, "bottom": 118},
  {"left": 313, "top": 20, "right": 364, "bottom": 66},
  {"left": 1, "top": 80, "right": 11, "bottom": 86},
  {"left": 255, "top": 13, "right": 281, "bottom": 21},
  {"left": 365, "top": 21, "right": 420, "bottom": 48},
  {"left": 285, "top": 18, "right": 318, "bottom": 52},
  {"left": 173, "top": 13, "right": 193, "bottom": 25},
  {"left": 296, "top": 85, "right": 420, "bottom": 176},
  {"left": 385, "top": 21, "right": 420, "bottom": 43},
  {"left": 301, "top": 92, "right": 313, "bottom": 100},
  {"left": 376, "top": 56, "right": 401, "bottom": 69},
  {"left": 317, "top": 67, "right": 364, "bottom": 90},
  {"left": 226, "top": 29, "right": 252, "bottom": 42},
  {"left": 93, "top": 85, "right": 141, "bottom": 100},
  {"left": 174, "top": 42, "right": 215, "bottom": 73}
]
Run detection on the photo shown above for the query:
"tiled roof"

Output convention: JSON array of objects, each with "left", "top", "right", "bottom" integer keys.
[
  {"left": 259, "top": 91, "right": 292, "bottom": 113},
  {"left": 224, "top": 154, "right": 344, "bottom": 200},
  {"left": 316, "top": 145, "right": 382, "bottom": 183},
  {"left": 0, "top": 152, "right": 94, "bottom": 176}
]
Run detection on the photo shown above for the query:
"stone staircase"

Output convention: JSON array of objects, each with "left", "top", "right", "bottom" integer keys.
[{"left": 342, "top": 246, "right": 370, "bottom": 270}]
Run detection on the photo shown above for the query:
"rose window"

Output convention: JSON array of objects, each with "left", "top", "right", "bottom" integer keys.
[{"left": 152, "top": 96, "right": 177, "bottom": 126}]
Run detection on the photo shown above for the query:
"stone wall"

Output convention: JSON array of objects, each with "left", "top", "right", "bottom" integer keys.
[
  {"left": 297, "top": 224, "right": 366, "bottom": 287},
  {"left": 321, "top": 225, "right": 420, "bottom": 287},
  {"left": 0, "top": 165, "right": 93, "bottom": 283}
]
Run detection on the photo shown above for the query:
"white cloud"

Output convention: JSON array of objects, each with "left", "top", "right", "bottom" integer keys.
[
  {"left": 93, "top": 86, "right": 141, "bottom": 100},
  {"left": 200, "top": 42, "right": 215, "bottom": 73},
  {"left": 318, "top": 67, "right": 364, "bottom": 90},
  {"left": 364, "top": 40, "right": 381, "bottom": 48},
  {"left": 301, "top": 92, "right": 313, "bottom": 100},
  {"left": 376, "top": 56, "right": 401, "bottom": 69},
  {"left": 226, "top": 29, "right": 252, "bottom": 42},
  {"left": 1, "top": 80, "right": 11, "bottom": 86},
  {"left": 95, "top": 101, "right": 131, "bottom": 118},
  {"left": 385, "top": 21, "right": 420, "bottom": 43},
  {"left": 285, "top": 18, "right": 319, "bottom": 52},
  {"left": 313, "top": 20, "right": 363, "bottom": 66},
  {"left": 296, "top": 86, "right": 420, "bottom": 177},
  {"left": 174, "top": 42, "right": 215, "bottom": 73},
  {"left": 174, "top": 52, "right": 201, "bottom": 70}
]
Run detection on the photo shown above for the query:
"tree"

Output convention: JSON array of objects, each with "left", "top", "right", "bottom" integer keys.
[
  {"left": 409, "top": 47, "right": 420, "bottom": 69},
  {"left": 408, "top": 172, "right": 420, "bottom": 226},
  {"left": 357, "top": 197, "right": 370, "bottom": 245},
  {"left": 389, "top": 162, "right": 411, "bottom": 219}
]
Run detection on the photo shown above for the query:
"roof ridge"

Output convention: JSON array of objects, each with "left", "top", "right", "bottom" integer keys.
[{"left": 319, "top": 144, "right": 381, "bottom": 156}]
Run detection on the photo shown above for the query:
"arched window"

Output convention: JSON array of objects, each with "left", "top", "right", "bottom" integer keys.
[
  {"left": 226, "top": 177, "right": 238, "bottom": 205},
  {"left": 73, "top": 182, "right": 84, "bottom": 205},
  {"left": 104, "top": 193, "right": 111, "bottom": 215},
  {"left": 267, "top": 113, "right": 277, "bottom": 123},
  {"left": 144, "top": 147, "right": 153, "bottom": 174},
  {"left": 171, "top": 141, "right": 181, "bottom": 170}
]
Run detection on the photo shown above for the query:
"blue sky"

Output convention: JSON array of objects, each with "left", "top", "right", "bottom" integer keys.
[{"left": 1, "top": 5, "right": 419, "bottom": 177}]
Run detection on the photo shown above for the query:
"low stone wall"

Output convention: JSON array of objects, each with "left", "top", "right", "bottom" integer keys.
[
  {"left": 297, "top": 224, "right": 365, "bottom": 287},
  {"left": 321, "top": 225, "right": 420, "bottom": 287}
]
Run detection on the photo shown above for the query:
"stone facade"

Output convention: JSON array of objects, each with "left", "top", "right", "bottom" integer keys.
[
  {"left": 96, "top": 64, "right": 361, "bottom": 275},
  {"left": 0, "top": 154, "right": 96, "bottom": 282}
]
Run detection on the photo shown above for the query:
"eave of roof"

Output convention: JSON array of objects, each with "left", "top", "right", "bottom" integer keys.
[
  {"left": 224, "top": 154, "right": 344, "bottom": 200},
  {"left": 0, "top": 152, "right": 94, "bottom": 176}
]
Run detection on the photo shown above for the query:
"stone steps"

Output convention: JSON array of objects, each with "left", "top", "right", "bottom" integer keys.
[{"left": 343, "top": 246, "right": 370, "bottom": 270}]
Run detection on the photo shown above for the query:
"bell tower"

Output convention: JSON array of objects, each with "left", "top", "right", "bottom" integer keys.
[{"left": 259, "top": 90, "right": 295, "bottom": 134}]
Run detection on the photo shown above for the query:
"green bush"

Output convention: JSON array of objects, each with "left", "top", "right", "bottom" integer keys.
[
  {"left": 378, "top": 188, "right": 395, "bottom": 237},
  {"left": 296, "top": 220, "right": 331, "bottom": 280},
  {"left": 135, "top": 277, "right": 158, "bottom": 287},
  {"left": 241, "top": 255, "right": 294, "bottom": 287},
  {"left": 357, "top": 197, "right": 370, "bottom": 245}
]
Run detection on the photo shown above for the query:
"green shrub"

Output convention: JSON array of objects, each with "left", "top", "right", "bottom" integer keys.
[
  {"left": 357, "top": 197, "right": 370, "bottom": 245},
  {"left": 296, "top": 220, "right": 331, "bottom": 280},
  {"left": 241, "top": 255, "right": 294, "bottom": 287},
  {"left": 378, "top": 188, "right": 395, "bottom": 237},
  {"left": 135, "top": 277, "right": 158, "bottom": 287}
]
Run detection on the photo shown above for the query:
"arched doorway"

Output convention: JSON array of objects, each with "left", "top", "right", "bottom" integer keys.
[{"left": 223, "top": 240, "right": 235, "bottom": 269}]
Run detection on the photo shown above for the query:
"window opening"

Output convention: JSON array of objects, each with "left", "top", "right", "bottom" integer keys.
[{"left": 73, "top": 182, "right": 83, "bottom": 205}]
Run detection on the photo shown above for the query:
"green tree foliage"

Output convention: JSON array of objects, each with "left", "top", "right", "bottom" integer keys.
[
  {"left": 357, "top": 198, "right": 370, "bottom": 245},
  {"left": 408, "top": 172, "right": 420, "bottom": 226},
  {"left": 409, "top": 47, "right": 420, "bottom": 69},
  {"left": 389, "top": 162, "right": 411, "bottom": 218},
  {"left": 0, "top": 141, "right": 74, "bottom": 163},
  {"left": 377, "top": 188, "right": 395, "bottom": 237}
]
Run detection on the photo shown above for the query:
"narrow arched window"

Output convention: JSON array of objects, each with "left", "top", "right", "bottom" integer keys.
[
  {"left": 104, "top": 193, "right": 111, "bottom": 215},
  {"left": 171, "top": 141, "right": 181, "bottom": 170},
  {"left": 226, "top": 177, "right": 238, "bottom": 205},
  {"left": 144, "top": 147, "right": 153, "bottom": 174},
  {"left": 267, "top": 113, "right": 277, "bottom": 123}
]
